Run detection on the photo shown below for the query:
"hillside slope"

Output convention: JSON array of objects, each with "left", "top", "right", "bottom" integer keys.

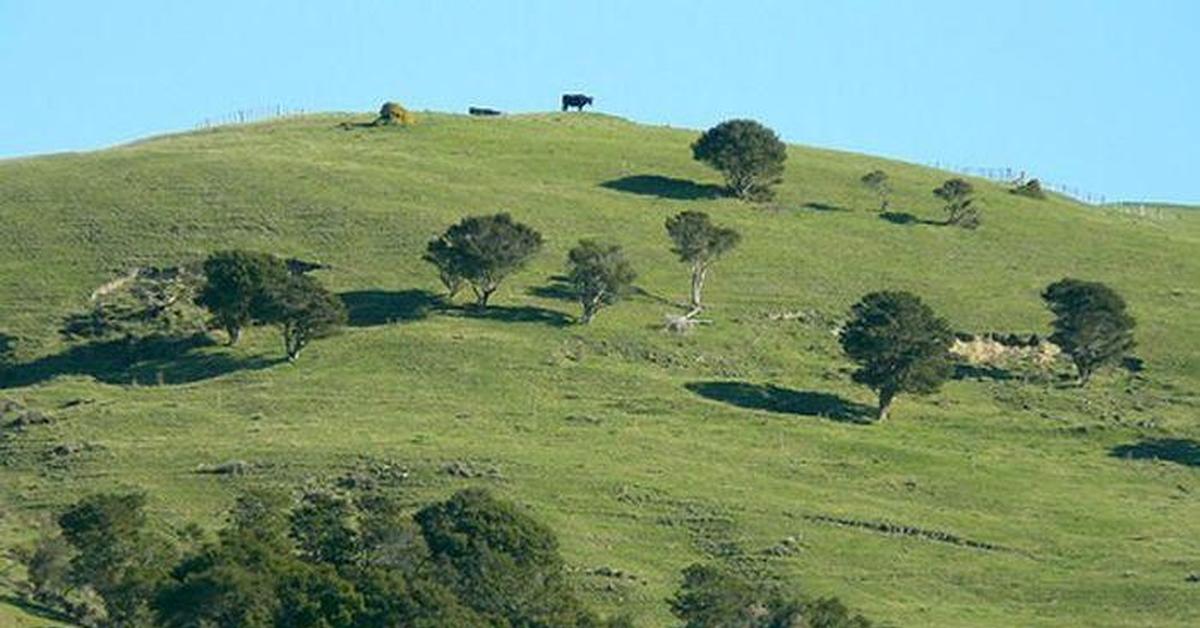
[{"left": 1, "top": 112, "right": 1198, "bottom": 626}]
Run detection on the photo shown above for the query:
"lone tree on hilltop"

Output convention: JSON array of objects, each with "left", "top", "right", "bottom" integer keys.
[
  {"left": 692, "top": 119, "right": 787, "bottom": 201},
  {"left": 860, "top": 169, "right": 891, "bottom": 212},
  {"left": 1042, "top": 278, "right": 1136, "bottom": 384},
  {"left": 665, "top": 211, "right": 740, "bottom": 314},
  {"left": 195, "top": 250, "right": 290, "bottom": 345},
  {"left": 566, "top": 239, "right": 637, "bottom": 324},
  {"left": 262, "top": 274, "right": 347, "bottom": 362},
  {"left": 424, "top": 213, "right": 543, "bottom": 308},
  {"left": 839, "top": 291, "right": 954, "bottom": 421},
  {"left": 933, "top": 178, "right": 980, "bottom": 228}
]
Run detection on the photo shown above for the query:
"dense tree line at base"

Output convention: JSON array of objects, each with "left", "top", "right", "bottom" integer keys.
[{"left": 19, "top": 488, "right": 875, "bottom": 627}]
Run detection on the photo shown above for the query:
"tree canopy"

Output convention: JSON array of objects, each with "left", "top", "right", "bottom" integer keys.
[
  {"left": 839, "top": 291, "right": 955, "bottom": 421},
  {"left": 566, "top": 239, "right": 637, "bottom": 324},
  {"left": 665, "top": 211, "right": 741, "bottom": 311},
  {"left": 195, "top": 250, "right": 290, "bottom": 345},
  {"left": 1042, "top": 278, "right": 1136, "bottom": 384},
  {"left": 933, "top": 178, "right": 980, "bottom": 228},
  {"left": 692, "top": 119, "right": 787, "bottom": 201},
  {"left": 424, "top": 213, "right": 543, "bottom": 307}
]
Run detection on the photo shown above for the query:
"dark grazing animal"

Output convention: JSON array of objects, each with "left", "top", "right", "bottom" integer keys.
[
  {"left": 561, "top": 94, "right": 594, "bottom": 112},
  {"left": 468, "top": 107, "right": 502, "bottom": 116}
]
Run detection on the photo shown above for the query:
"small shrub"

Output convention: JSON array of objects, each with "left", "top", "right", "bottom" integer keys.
[
  {"left": 933, "top": 178, "right": 980, "bottom": 229},
  {"left": 1010, "top": 178, "right": 1047, "bottom": 199}
]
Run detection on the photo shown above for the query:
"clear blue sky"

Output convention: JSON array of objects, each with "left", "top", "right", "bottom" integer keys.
[{"left": 1, "top": 1, "right": 1196, "bottom": 203}]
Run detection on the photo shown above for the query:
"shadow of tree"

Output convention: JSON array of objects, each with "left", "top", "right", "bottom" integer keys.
[
  {"left": 600, "top": 175, "right": 726, "bottom": 200},
  {"left": 0, "top": 595, "right": 77, "bottom": 625},
  {"left": 339, "top": 289, "right": 441, "bottom": 327},
  {"left": 685, "top": 381, "right": 873, "bottom": 424},
  {"left": 527, "top": 276, "right": 575, "bottom": 302},
  {"left": 802, "top": 202, "right": 850, "bottom": 212},
  {"left": 880, "top": 212, "right": 943, "bottom": 226},
  {"left": 953, "top": 363, "right": 1014, "bottom": 381},
  {"left": 443, "top": 304, "right": 573, "bottom": 327},
  {"left": 1110, "top": 438, "right": 1200, "bottom": 468},
  {"left": 0, "top": 334, "right": 280, "bottom": 389}
]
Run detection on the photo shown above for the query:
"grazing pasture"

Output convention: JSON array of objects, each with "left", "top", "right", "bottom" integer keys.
[{"left": 0, "top": 112, "right": 1197, "bottom": 626}]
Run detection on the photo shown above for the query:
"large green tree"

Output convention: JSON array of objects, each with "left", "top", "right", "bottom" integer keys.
[
  {"left": 261, "top": 274, "right": 347, "bottom": 363},
  {"left": 566, "top": 239, "right": 637, "bottom": 324},
  {"left": 195, "top": 251, "right": 289, "bottom": 345},
  {"left": 1042, "top": 278, "right": 1136, "bottom": 384},
  {"left": 415, "top": 488, "right": 594, "bottom": 627},
  {"left": 692, "top": 119, "right": 788, "bottom": 201},
  {"left": 665, "top": 211, "right": 740, "bottom": 312},
  {"left": 424, "top": 213, "right": 543, "bottom": 307},
  {"left": 839, "top": 291, "right": 955, "bottom": 421}
]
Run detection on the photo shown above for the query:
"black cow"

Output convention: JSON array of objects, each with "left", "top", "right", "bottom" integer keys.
[
  {"left": 561, "top": 94, "right": 594, "bottom": 112},
  {"left": 469, "top": 107, "right": 502, "bottom": 116}
]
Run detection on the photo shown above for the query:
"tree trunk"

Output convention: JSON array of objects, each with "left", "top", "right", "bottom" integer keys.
[
  {"left": 876, "top": 389, "right": 896, "bottom": 422},
  {"left": 689, "top": 265, "right": 707, "bottom": 310},
  {"left": 226, "top": 326, "right": 242, "bottom": 346},
  {"left": 474, "top": 285, "right": 495, "bottom": 308}
]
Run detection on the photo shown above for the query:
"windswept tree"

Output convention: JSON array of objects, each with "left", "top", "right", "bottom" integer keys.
[
  {"left": 860, "top": 169, "right": 891, "bottom": 212},
  {"left": 839, "top": 291, "right": 954, "bottom": 421},
  {"left": 1042, "top": 278, "right": 1136, "bottom": 384},
  {"left": 933, "top": 178, "right": 979, "bottom": 228},
  {"left": 566, "top": 239, "right": 637, "bottom": 324},
  {"left": 262, "top": 274, "right": 347, "bottom": 362},
  {"left": 692, "top": 119, "right": 787, "bottom": 201},
  {"left": 196, "top": 250, "right": 289, "bottom": 344},
  {"left": 665, "top": 211, "right": 740, "bottom": 313},
  {"left": 424, "top": 213, "right": 543, "bottom": 307}
]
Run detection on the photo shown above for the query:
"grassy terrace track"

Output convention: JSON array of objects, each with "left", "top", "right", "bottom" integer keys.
[{"left": 1, "top": 112, "right": 1198, "bottom": 626}]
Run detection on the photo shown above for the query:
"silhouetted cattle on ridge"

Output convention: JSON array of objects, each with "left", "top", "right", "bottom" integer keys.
[
  {"left": 561, "top": 94, "right": 594, "bottom": 112},
  {"left": 469, "top": 107, "right": 502, "bottom": 116}
]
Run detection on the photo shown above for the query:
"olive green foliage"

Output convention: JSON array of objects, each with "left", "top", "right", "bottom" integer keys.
[
  {"left": 424, "top": 213, "right": 543, "bottom": 307},
  {"left": 43, "top": 488, "right": 620, "bottom": 628},
  {"left": 933, "top": 178, "right": 979, "bottom": 228},
  {"left": 415, "top": 488, "right": 597, "bottom": 626},
  {"left": 860, "top": 169, "right": 891, "bottom": 212},
  {"left": 196, "top": 251, "right": 290, "bottom": 345},
  {"left": 665, "top": 211, "right": 740, "bottom": 310},
  {"left": 375, "top": 101, "right": 416, "bottom": 126},
  {"left": 1010, "top": 178, "right": 1047, "bottom": 199},
  {"left": 670, "top": 563, "right": 873, "bottom": 628},
  {"left": 566, "top": 239, "right": 637, "bottom": 324},
  {"left": 1042, "top": 278, "right": 1136, "bottom": 384},
  {"left": 261, "top": 274, "right": 347, "bottom": 362},
  {"left": 57, "top": 492, "right": 174, "bottom": 626},
  {"left": 839, "top": 291, "right": 955, "bottom": 421},
  {"left": 691, "top": 119, "right": 787, "bottom": 201}
]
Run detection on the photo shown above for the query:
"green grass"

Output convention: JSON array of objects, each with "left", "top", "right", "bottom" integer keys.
[{"left": 1, "top": 111, "right": 1198, "bottom": 626}]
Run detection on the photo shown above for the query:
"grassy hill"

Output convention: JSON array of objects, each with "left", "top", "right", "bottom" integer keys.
[{"left": 1, "top": 112, "right": 1198, "bottom": 626}]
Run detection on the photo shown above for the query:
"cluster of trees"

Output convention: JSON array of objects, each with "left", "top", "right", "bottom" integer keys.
[
  {"left": 22, "top": 488, "right": 874, "bottom": 627},
  {"left": 195, "top": 251, "right": 346, "bottom": 362},
  {"left": 422, "top": 210, "right": 741, "bottom": 325},
  {"left": 839, "top": 279, "right": 1137, "bottom": 421}
]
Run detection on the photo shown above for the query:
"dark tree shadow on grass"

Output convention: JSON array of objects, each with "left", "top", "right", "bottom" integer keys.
[
  {"left": 685, "top": 381, "right": 873, "bottom": 424},
  {"left": 802, "top": 202, "right": 850, "bottom": 212},
  {"left": 339, "top": 289, "right": 441, "bottom": 327},
  {"left": 953, "top": 363, "right": 1014, "bottom": 381},
  {"left": 0, "top": 595, "right": 77, "bottom": 625},
  {"left": 880, "top": 212, "right": 943, "bottom": 226},
  {"left": 0, "top": 334, "right": 280, "bottom": 389},
  {"left": 600, "top": 175, "right": 726, "bottom": 200},
  {"left": 443, "top": 304, "right": 573, "bottom": 327},
  {"left": 527, "top": 276, "right": 575, "bottom": 302},
  {"left": 1110, "top": 438, "right": 1200, "bottom": 468}
]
